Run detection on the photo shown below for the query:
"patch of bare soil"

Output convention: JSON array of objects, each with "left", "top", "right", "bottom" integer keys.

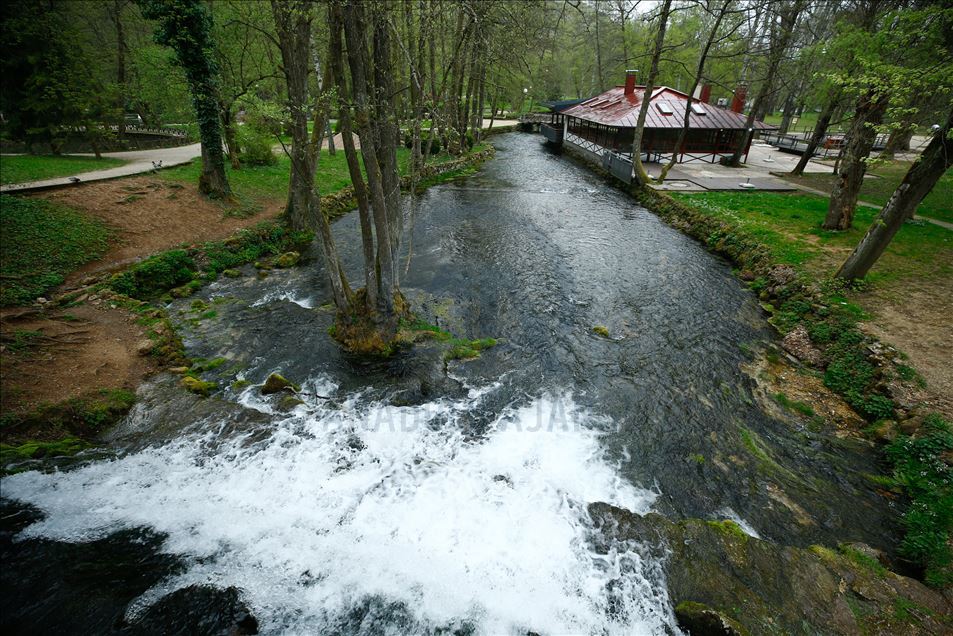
[
  {"left": 857, "top": 280, "right": 953, "bottom": 419},
  {"left": 3, "top": 177, "right": 282, "bottom": 424},
  {"left": 31, "top": 177, "right": 282, "bottom": 285},
  {"left": 0, "top": 303, "right": 154, "bottom": 418}
]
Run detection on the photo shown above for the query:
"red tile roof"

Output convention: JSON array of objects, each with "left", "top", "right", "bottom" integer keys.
[{"left": 561, "top": 86, "right": 775, "bottom": 131}]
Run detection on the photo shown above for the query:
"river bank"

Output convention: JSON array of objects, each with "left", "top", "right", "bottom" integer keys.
[
  {"left": 561, "top": 139, "right": 952, "bottom": 592},
  {"left": 0, "top": 146, "right": 494, "bottom": 456}
]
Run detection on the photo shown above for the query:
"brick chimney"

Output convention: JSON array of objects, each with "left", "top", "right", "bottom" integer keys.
[
  {"left": 730, "top": 83, "right": 747, "bottom": 113},
  {"left": 699, "top": 84, "right": 712, "bottom": 104},
  {"left": 624, "top": 70, "right": 638, "bottom": 96}
]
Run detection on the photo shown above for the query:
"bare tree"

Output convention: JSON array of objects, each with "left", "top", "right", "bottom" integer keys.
[
  {"left": 271, "top": 0, "right": 350, "bottom": 308},
  {"left": 723, "top": 0, "right": 805, "bottom": 167},
  {"left": 630, "top": 0, "right": 674, "bottom": 186}
]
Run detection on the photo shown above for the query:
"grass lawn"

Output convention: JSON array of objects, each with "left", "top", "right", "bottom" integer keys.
[
  {"left": 0, "top": 155, "right": 126, "bottom": 185},
  {"left": 156, "top": 145, "right": 480, "bottom": 205},
  {"left": 780, "top": 163, "right": 953, "bottom": 225},
  {"left": 0, "top": 195, "right": 111, "bottom": 306},
  {"left": 669, "top": 191, "right": 953, "bottom": 289}
]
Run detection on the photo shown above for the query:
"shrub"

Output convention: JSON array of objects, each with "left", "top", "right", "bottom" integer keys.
[
  {"left": 237, "top": 125, "right": 277, "bottom": 166},
  {"left": 109, "top": 250, "right": 196, "bottom": 299},
  {"left": 886, "top": 414, "right": 953, "bottom": 587}
]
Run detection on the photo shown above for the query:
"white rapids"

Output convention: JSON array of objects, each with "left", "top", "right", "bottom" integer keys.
[{"left": 3, "top": 379, "right": 679, "bottom": 634}]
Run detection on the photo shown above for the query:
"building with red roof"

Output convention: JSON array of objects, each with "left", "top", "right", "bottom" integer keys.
[{"left": 551, "top": 71, "right": 774, "bottom": 165}]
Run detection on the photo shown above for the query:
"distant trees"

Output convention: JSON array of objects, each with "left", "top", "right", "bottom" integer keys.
[
  {"left": 138, "top": 0, "right": 231, "bottom": 199},
  {"left": 0, "top": 0, "right": 117, "bottom": 155},
  {"left": 630, "top": 0, "right": 673, "bottom": 187}
]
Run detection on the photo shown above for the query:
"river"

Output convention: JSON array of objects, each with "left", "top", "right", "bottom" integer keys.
[{"left": 1, "top": 133, "right": 897, "bottom": 634}]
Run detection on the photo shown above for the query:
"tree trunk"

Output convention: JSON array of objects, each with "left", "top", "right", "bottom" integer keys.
[
  {"left": 823, "top": 90, "right": 888, "bottom": 230},
  {"left": 221, "top": 104, "right": 241, "bottom": 169},
  {"left": 271, "top": 0, "right": 349, "bottom": 309},
  {"left": 112, "top": 0, "right": 127, "bottom": 137},
  {"left": 329, "top": 4, "right": 376, "bottom": 309},
  {"left": 657, "top": 0, "right": 729, "bottom": 183},
  {"left": 778, "top": 93, "right": 796, "bottom": 135},
  {"left": 724, "top": 0, "right": 805, "bottom": 167},
  {"left": 790, "top": 95, "right": 837, "bottom": 176},
  {"left": 138, "top": 0, "right": 231, "bottom": 198},
  {"left": 630, "top": 0, "right": 673, "bottom": 186},
  {"left": 836, "top": 106, "right": 953, "bottom": 280},
  {"left": 342, "top": 0, "right": 398, "bottom": 318}
]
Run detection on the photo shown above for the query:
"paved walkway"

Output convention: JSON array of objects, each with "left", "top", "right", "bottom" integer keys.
[
  {"left": 646, "top": 141, "right": 831, "bottom": 192},
  {"left": 0, "top": 143, "right": 202, "bottom": 194}
]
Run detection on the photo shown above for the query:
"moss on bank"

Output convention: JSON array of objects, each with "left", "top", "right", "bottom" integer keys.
[
  {"left": 0, "top": 388, "right": 136, "bottom": 451},
  {"left": 626, "top": 184, "right": 952, "bottom": 588}
]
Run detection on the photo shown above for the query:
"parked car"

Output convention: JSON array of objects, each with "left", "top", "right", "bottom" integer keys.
[{"left": 124, "top": 113, "right": 143, "bottom": 126}]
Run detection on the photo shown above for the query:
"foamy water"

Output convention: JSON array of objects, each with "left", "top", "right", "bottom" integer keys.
[{"left": 3, "top": 382, "right": 678, "bottom": 634}]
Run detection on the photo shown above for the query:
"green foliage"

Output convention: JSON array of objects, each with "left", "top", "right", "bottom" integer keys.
[
  {"left": 886, "top": 415, "right": 953, "bottom": 587},
  {"left": 0, "top": 195, "right": 110, "bottom": 306},
  {"left": 1, "top": 388, "right": 136, "bottom": 449},
  {"left": 109, "top": 250, "right": 196, "bottom": 299},
  {"left": 237, "top": 124, "right": 277, "bottom": 166},
  {"left": 0, "top": 0, "right": 119, "bottom": 148},
  {"left": 773, "top": 392, "right": 815, "bottom": 418}
]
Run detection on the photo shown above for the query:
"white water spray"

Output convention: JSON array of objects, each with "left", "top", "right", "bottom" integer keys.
[{"left": 3, "top": 383, "right": 678, "bottom": 634}]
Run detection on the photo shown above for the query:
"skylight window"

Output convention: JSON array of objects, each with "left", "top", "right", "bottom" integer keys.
[
  {"left": 691, "top": 103, "right": 707, "bottom": 115},
  {"left": 655, "top": 101, "right": 674, "bottom": 115}
]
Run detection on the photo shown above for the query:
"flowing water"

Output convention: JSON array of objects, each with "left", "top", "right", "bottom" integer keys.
[{"left": 1, "top": 134, "right": 897, "bottom": 634}]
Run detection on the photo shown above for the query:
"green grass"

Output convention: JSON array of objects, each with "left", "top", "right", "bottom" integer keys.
[
  {"left": 668, "top": 191, "right": 952, "bottom": 288},
  {"left": 781, "top": 163, "right": 953, "bottom": 224},
  {"left": 156, "top": 145, "right": 464, "bottom": 202},
  {"left": 0, "top": 195, "right": 111, "bottom": 306},
  {"left": 0, "top": 154, "right": 127, "bottom": 185}
]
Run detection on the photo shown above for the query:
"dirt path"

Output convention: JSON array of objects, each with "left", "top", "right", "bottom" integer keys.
[
  {"left": 1, "top": 176, "right": 284, "bottom": 426},
  {"left": 0, "top": 303, "right": 155, "bottom": 421},
  {"left": 857, "top": 280, "right": 953, "bottom": 418},
  {"left": 32, "top": 177, "right": 282, "bottom": 285}
]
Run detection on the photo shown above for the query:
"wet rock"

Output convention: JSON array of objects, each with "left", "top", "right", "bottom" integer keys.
[
  {"left": 261, "top": 372, "right": 299, "bottom": 395},
  {"left": 277, "top": 395, "right": 305, "bottom": 411},
  {"left": 119, "top": 585, "right": 258, "bottom": 635},
  {"left": 674, "top": 601, "right": 744, "bottom": 636},
  {"left": 781, "top": 325, "right": 825, "bottom": 367},
  {"left": 588, "top": 503, "right": 952, "bottom": 635},
  {"left": 869, "top": 420, "right": 898, "bottom": 443},
  {"left": 181, "top": 376, "right": 217, "bottom": 397},
  {"left": 136, "top": 339, "right": 154, "bottom": 356},
  {"left": 767, "top": 265, "right": 797, "bottom": 288},
  {"left": 273, "top": 251, "right": 300, "bottom": 268},
  {"left": 899, "top": 415, "right": 926, "bottom": 436}
]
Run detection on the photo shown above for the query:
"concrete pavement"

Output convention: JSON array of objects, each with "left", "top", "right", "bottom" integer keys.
[{"left": 1, "top": 142, "right": 202, "bottom": 194}]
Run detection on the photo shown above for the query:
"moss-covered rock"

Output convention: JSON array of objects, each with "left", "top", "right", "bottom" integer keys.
[
  {"left": 674, "top": 601, "right": 747, "bottom": 636},
  {"left": 222, "top": 268, "right": 242, "bottom": 278},
  {"left": 261, "top": 373, "right": 299, "bottom": 395},
  {"left": 592, "top": 325, "right": 610, "bottom": 338},
  {"left": 587, "top": 503, "right": 952, "bottom": 635},
  {"left": 273, "top": 251, "right": 300, "bottom": 268},
  {"left": 181, "top": 376, "right": 217, "bottom": 397}
]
